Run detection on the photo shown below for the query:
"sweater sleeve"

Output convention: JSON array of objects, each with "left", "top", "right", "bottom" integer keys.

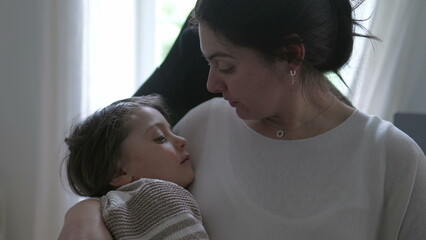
[
  {"left": 100, "top": 179, "right": 209, "bottom": 240},
  {"left": 397, "top": 149, "right": 426, "bottom": 240}
]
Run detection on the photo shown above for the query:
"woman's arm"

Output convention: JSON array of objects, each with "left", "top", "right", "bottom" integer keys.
[{"left": 57, "top": 198, "right": 113, "bottom": 240}]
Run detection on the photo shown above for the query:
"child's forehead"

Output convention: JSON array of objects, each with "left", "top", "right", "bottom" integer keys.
[{"left": 128, "top": 106, "right": 169, "bottom": 129}]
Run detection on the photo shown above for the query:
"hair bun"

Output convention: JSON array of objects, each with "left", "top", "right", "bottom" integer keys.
[{"left": 315, "top": 0, "right": 354, "bottom": 72}]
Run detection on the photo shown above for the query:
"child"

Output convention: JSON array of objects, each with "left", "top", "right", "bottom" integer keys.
[{"left": 63, "top": 94, "right": 209, "bottom": 240}]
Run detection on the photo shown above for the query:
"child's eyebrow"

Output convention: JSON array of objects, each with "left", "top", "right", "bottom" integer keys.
[{"left": 144, "top": 121, "right": 171, "bottom": 134}]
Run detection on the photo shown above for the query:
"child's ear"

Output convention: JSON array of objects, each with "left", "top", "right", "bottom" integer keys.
[{"left": 109, "top": 171, "right": 132, "bottom": 187}]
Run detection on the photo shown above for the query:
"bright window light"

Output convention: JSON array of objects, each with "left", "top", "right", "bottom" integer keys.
[
  {"left": 82, "top": 0, "right": 196, "bottom": 116},
  {"left": 82, "top": 0, "right": 137, "bottom": 116},
  {"left": 328, "top": 0, "right": 377, "bottom": 96}
]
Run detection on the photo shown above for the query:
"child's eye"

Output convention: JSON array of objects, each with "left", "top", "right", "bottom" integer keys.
[{"left": 154, "top": 135, "right": 167, "bottom": 143}]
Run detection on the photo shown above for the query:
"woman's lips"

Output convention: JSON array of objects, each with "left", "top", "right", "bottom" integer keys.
[
  {"left": 224, "top": 96, "right": 238, "bottom": 107},
  {"left": 228, "top": 101, "right": 238, "bottom": 107}
]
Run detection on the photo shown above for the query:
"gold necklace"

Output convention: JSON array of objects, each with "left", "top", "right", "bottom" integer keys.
[{"left": 272, "top": 96, "right": 335, "bottom": 138}]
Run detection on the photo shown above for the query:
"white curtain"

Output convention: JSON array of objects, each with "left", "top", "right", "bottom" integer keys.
[
  {"left": 351, "top": 0, "right": 426, "bottom": 121},
  {"left": 33, "top": 1, "right": 84, "bottom": 239},
  {"left": 0, "top": 0, "right": 83, "bottom": 239}
]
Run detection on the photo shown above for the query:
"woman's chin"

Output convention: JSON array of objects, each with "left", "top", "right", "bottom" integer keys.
[{"left": 235, "top": 107, "right": 258, "bottom": 120}]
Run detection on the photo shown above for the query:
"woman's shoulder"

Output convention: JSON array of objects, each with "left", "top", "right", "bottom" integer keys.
[
  {"left": 186, "top": 97, "right": 228, "bottom": 114},
  {"left": 174, "top": 98, "right": 228, "bottom": 129},
  {"left": 355, "top": 110, "right": 424, "bottom": 162}
]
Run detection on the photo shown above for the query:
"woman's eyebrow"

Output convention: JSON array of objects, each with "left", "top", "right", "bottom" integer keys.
[{"left": 206, "top": 52, "right": 235, "bottom": 61}]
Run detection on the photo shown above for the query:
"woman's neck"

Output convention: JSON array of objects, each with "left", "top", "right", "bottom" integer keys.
[{"left": 245, "top": 89, "right": 354, "bottom": 140}]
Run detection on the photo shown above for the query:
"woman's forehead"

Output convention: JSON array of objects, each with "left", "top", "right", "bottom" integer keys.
[
  {"left": 199, "top": 24, "right": 236, "bottom": 56},
  {"left": 199, "top": 23, "right": 268, "bottom": 62}
]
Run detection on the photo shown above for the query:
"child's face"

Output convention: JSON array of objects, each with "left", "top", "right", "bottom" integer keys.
[{"left": 118, "top": 106, "right": 194, "bottom": 188}]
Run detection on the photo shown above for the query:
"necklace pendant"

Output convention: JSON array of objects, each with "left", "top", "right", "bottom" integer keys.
[{"left": 276, "top": 129, "right": 285, "bottom": 138}]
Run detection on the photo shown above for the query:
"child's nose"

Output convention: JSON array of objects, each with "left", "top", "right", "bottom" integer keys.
[{"left": 174, "top": 135, "right": 187, "bottom": 150}]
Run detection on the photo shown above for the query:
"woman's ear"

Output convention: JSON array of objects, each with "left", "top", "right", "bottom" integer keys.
[
  {"left": 282, "top": 34, "right": 305, "bottom": 71},
  {"left": 287, "top": 44, "right": 305, "bottom": 71},
  {"left": 109, "top": 170, "right": 132, "bottom": 187}
]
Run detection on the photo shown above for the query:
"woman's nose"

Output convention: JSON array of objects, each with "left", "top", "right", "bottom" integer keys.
[{"left": 206, "top": 69, "right": 226, "bottom": 93}]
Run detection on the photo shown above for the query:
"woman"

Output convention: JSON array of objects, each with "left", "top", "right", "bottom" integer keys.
[{"left": 59, "top": 0, "right": 426, "bottom": 239}]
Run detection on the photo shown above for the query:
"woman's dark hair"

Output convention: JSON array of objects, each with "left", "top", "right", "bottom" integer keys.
[
  {"left": 192, "top": 0, "right": 378, "bottom": 87},
  {"left": 63, "top": 94, "right": 171, "bottom": 197}
]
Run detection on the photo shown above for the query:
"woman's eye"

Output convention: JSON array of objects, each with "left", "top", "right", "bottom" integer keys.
[
  {"left": 154, "top": 135, "right": 167, "bottom": 143},
  {"left": 219, "top": 66, "right": 235, "bottom": 74}
]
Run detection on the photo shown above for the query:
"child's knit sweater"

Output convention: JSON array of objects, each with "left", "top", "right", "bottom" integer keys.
[{"left": 100, "top": 178, "right": 208, "bottom": 240}]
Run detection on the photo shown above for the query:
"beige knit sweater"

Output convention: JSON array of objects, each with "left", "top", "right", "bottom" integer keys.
[{"left": 100, "top": 178, "right": 209, "bottom": 240}]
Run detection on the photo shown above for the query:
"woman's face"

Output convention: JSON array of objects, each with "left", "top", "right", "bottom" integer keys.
[
  {"left": 199, "top": 24, "right": 294, "bottom": 120},
  {"left": 119, "top": 106, "right": 194, "bottom": 188}
]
